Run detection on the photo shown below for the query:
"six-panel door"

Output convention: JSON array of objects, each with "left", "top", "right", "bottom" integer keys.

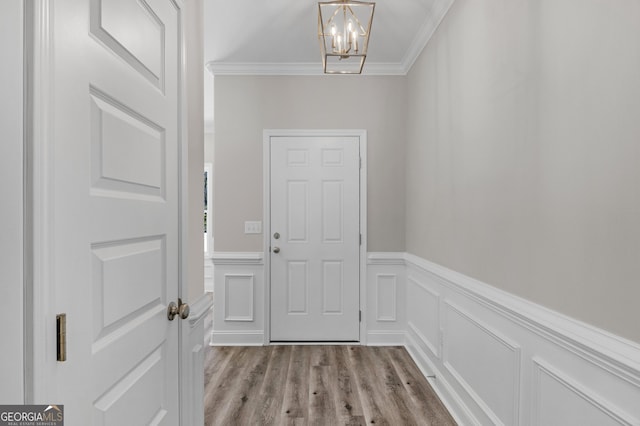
[{"left": 270, "top": 136, "right": 360, "bottom": 341}]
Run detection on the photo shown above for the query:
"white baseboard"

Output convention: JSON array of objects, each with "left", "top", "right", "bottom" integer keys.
[
  {"left": 366, "top": 330, "right": 406, "bottom": 346},
  {"left": 210, "top": 330, "right": 265, "bottom": 346}
]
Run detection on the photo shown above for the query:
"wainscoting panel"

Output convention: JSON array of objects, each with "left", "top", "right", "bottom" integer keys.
[
  {"left": 366, "top": 253, "right": 406, "bottom": 345},
  {"left": 376, "top": 274, "right": 397, "bottom": 321},
  {"left": 224, "top": 274, "right": 254, "bottom": 321},
  {"left": 400, "top": 252, "right": 640, "bottom": 425},
  {"left": 532, "top": 358, "right": 636, "bottom": 426},
  {"left": 442, "top": 301, "right": 521, "bottom": 425},
  {"left": 407, "top": 276, "right": 441, "bottom": 359},
  {"left": 211, "top": 253, "right": 264, "bottom": 345}
]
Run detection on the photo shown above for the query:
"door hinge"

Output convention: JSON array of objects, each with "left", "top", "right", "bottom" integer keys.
[
  {"left": 359, "top": 157, "right": 362, "bottom": 169},
  {"left": 359, "top": 233, "right": 362, "bottom": 245},
  {"left": 359, "top": 310, "right": 362, "bottom": 322}
]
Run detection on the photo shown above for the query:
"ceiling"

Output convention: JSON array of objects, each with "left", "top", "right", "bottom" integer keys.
[{"left": 203, "top": 0, "right": 454, "bottom": 76}]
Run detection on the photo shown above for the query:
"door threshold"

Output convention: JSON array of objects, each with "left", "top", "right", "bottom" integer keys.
[{"left": 269, "top": 341, "right": 360, "bottom": 345}]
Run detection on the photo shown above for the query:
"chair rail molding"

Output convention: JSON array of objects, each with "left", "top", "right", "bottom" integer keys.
[{"left": 211, "top": 251, "right": 264, "bottom": 265}]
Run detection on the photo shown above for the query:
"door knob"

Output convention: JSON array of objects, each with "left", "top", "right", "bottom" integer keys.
[
  {"left": 273, "top": 246, "right": 280, "bottom": 253},
  {"left": 178, "top": 299, "right": 190, "bottom": 319},
  {"left": 168, "top": 300, "right": 190, "bottom": 320},
  {"left": 167, "top": 302, "right": 178, "bottom": 321}
]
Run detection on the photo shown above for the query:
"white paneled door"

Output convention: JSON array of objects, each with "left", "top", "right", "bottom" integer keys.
[
  {"left": 35, "top": 0, "right": 182, "bottom": 423},
  {"left": 270, "top": 136, "right": 361, "bottom": 341}
]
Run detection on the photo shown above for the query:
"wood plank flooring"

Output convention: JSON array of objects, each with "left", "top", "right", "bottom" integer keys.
[{"left": 204, "top": 345, "right": 456, "bottom": 426}]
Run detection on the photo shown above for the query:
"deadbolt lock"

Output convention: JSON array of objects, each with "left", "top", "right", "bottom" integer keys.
[{"left": 273, "top": 232, "right": 280, "bottom": 239}]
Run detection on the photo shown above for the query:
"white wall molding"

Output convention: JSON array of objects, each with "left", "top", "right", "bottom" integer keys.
[
  {"left": 366, "top": 253, "right": 406, "bottom": 346},
  {"left": 212, "top": 251, "right": 264, "bottom": 265},
  {"left": 401, "top": 252, "right": 640, "bottom": 425},
  {"left": 404, "top": 253, "right": 640, "bottom": 387},
  {"left": 206, "top": 61, "right": 407, "bottom": 76},
  {"left": 224, "top": 274, "right": 255, "bottom": 321},
  {"left": 407, "top": 275, "right": 441, "bottom": 358},
  {"left": 210, "top": 330, "right": 265, "bottom": 346},
  {"left": 405, "top": 329, "right": 477, "bottom": 425},
  {"left": 442, "top": 301, "right": 522, "bottom": 426},
  {"left": 187, "top": 292, "right": 213, "bottom": 328},
  {"left": 367, "top": 252, "right": 406, "bottom": 265},
  {"left": 366, "top": 330, "right": 406, "bottom": 346},
  {"left": 532, "top": 357, "right": 637, "bottom": 426},
  {"left": 204, "top": 0, "right": 455, "bottom": 77},
  {"left": 375, "top": 274, "right": 398, "bottom": 322},
  {"left": 401, "top": 0, "right": 455, "bottom": 74},
  {"left": 211, "top": 252, "right": 265, "bottom": 346}
]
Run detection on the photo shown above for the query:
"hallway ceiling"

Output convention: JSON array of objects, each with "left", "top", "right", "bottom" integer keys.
[{"left": 204, "top": 0, "right": 454, "bottom": 76}]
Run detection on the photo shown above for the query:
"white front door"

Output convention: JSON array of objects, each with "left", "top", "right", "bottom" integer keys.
[
  {"left": 270, "top": 136, "right": 360, "bottom": 341},
  {"left": 35, "top": 0, "right": 182, "bottom": 423}
]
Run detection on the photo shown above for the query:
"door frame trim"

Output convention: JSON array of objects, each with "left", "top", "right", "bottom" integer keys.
[
  {"left": 24, "top": 0, "right": 56, "bottom": 402},
  {"left": 262, "top": 129, "right": 368, "bottom": 344}
]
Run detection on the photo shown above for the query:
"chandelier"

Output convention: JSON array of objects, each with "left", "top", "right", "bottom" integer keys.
[{"left": 318, "top": 1, "right": 375, "bottom": 74}]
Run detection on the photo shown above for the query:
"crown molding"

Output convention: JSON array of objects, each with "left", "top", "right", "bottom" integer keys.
[
  {"left": 205, "top": 61, "right": 407, "bottom": 76},
  {"left": 205, "top": 0, "right": 456, "bottom": 77},
  {"left": 401, "top": 0, "right": 455, "bottom": 73},
  {"left": 206, "top": 62, "right": 322, "bottom": 76}
]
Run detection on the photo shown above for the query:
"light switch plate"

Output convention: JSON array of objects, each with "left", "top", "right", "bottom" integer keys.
[{"left": 244, "top": 221, "right": 262, "bottom": 234}]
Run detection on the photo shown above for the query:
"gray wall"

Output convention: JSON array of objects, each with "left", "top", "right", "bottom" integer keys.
[
  {"left": 0, "top": 0, "right": 24, "bottom": 403},
  {"left": 406, "top": 0, "right": 640, "bottom": 343},
  {"left": 213, "top": 75, "right": 407, "bottom": 252}
]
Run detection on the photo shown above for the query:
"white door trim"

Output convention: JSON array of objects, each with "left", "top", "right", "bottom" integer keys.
[
  {"left": 24, "top": 0, "right": 56, "bottom": 402},
  {"left": 262, "top": 129, "right": 368, "bottom": 345}
]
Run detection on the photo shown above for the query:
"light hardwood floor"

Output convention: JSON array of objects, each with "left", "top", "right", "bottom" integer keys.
[{"left": 204, "top": 345, "right": 456, "bottom": 425}]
